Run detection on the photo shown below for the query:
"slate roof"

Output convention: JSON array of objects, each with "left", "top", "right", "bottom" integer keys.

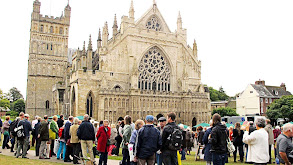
[
  {"left": 251, "top": 84, "right": 291, "bottom": 98},
  {"left": 266, "top": 86, "right": 292, "bottom": 97}
]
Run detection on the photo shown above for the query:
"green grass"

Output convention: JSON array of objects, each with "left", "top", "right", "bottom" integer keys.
[{"left": 0, "top": 154, "right": 65, "bottom": 165}]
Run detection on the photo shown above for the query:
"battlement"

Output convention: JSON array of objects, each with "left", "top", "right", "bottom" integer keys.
[{"left": 39, "top": 14, "right": 67, "bottom": 25}]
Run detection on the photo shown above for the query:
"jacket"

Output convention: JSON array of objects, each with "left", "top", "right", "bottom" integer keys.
[
  {"left": 50, "top": 120, "right": 59, "bottom": 139},
  {"left": 121, "top": 124, "right": 133, "bottom": 149},
  {"left": 273, "top": 129, "right": 281, "bottom": 143},
  {"left": 64, "top": 121, "right": 72, "bottom": 141},
  {"left": 34, "top": 121, "right": 41, "bottom": 138},
  {"left": 110, "top": 127, "right": 117, "bottom": 145},
  {"left": 197, "top": 130, "right": 204, "bottom": 145},
  {"left": 96, "top": 126, "right": 111, "bottom": 152},
  {"left": 70, "top": 124, "right": 79, "bottom": 143},
  {"left": 136, "top": 124, "right": 162, "bottom": 159},
  {"left": 39, "top": 120, "right": 49, "bottom": 141},
  {"left": 203, "top": 127, "right": 212, "bottom": 161},
  {"left": 265, "top": 124, "right": 274, "bottom": 145},
  {"left": 181, "top": 130, "right": 187, "bottom": 149},
  {"left": 3, "top": 120, "right": 10, "bottom": 132},
  {"left": 249, "top": 125, "right": 256, "bottom": 135},
  {"left": 20, "top": 119, "right": 32, "bottom": 137},
  {"left": 161, "top": 122, "right": 178, "bottom": 151},
  {"left": 232, "top": 129, "right": 244, "bottom": 146},
  {"left": 208, "top": 123, "right": 228, "bottom": 154},
  {"left": 77, "top": 120, "right": 95, "bottom": 141},
  {"left": 57, "top": 118, "right": 64, "bottom": 128}
]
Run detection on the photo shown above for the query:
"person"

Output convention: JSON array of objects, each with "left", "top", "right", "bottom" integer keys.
[
  {"left": 114, "top": 118, "right": 124, "bottom": 156},
  {"left": 109, "top": 123, "right": 117, "bottom": 156},
  {"left": 243, "top": 118, "right": 269, "bottom": 165},
  {"left": 232, "top": 122, "right": 244, "bottom": 163},
  {"left": 64, "top": 116, "right": 74, "bottom": 162},
  {"left": 57, "top": 115, "right": 64, "bottom": 128},
  {"left": 135, "top": 115, "right": 162, "bottom": 165},
  {"left": 16, "top": 114, "right": 32, "bottom": 159},
  {"left": 38, "top": 115, "right": 50, "bottom": 159},
  {"left": 156, "top": 117, "right": 166, "bottom": 165},
  {"left": 2, "top": 116, "right": 11, "bottom": 149},
  {"left": 186, "top": 128, "right": 193, "bottom": 155},
  {"left": 0, "top": 117, "right": 2, "bottom": 145},
  {"left": 77, "top": 114, "right": 95, "bottom": 163},
  {"left": 50, "top": 115, "right": 59, "bottom": 157},
  {"left": 34, "top": 117, "right": 41, "bottom": 157},
  {"left": 57, "top": 121, "right": 66, "bottom": 160},
  {"left": 96, "top": 120, "right": 111, "bottom": 165},
  {"left": 70, "top": 118, "right": 81, "bottom": 164},
  {"left": 264, "top": 119, "right": 274, "bottom": 164},
  {"left": 130, "top": 119, "right": 145, "bottom": 165},
  {"left": 14, "top": 113, "right": 24, "bottom": 155},
  {"left": 94, "top": 122, "right": 99, "bottom": 143},
  {"left": 208, "top": 113, "right": 228, "bottom": 165},
  {"left": 276, "top": 123, "right": 293, "bottom": 165},
  {"left": 197, "top": 126, "right": 204, "bottom": 145},
  {"left": 161, "top": 112, "right": 181, "bottom": 165},
  {"left": 121, "top": 115, "right": 133, "bottom": 165},
  {"left": 179, "top": 124, "right": 187, "bottom": 160},
  {"left": 31, "top": 116, "right": 39, "bottom": 147},
  {"left": 203, "top": 120, "right": 213, "bottom": 165},
  {"left": 273, "top": 126, "right": 281, "bottom": 159}
]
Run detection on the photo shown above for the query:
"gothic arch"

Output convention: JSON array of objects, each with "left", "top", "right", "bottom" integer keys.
[
  {"left": 113, "top": 84, "right": 123, "bottom": 91},
  {"left": 71, "top": 87, "right": 76, "bottom": 116},
  {"left": 86, "top": 91, "right": 94, "bottom": 117}
]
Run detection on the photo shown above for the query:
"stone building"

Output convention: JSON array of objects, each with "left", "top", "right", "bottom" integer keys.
[{"left": 27, "top": 0, "right": 211, "bottom": 126}]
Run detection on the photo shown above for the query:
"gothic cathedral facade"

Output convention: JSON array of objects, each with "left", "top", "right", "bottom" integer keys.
[{"left": 26, "top": 0, "right": 211, "bottom": 126}]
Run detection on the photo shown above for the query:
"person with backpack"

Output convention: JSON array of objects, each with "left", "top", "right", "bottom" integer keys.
[
  {"left": 161, "top": 112, "right": 182, "bottom": 165},
  {"left": 135, "top": 115, "right": 162, "bottom": 165},
  {"left": 16, "top": 114, "right": 32, "bottom": 159},
  {"left": 34, "top": 117, "right": 41, "bottom": 157},
  {"left": 57, "top": 121, "right": 66, "bottom": 160},
  {"left": 38, "top": 115, "right": 50, "bottom": 159},
  {"left": 49, "top": 115, "right": 59, "bottom": 157}
]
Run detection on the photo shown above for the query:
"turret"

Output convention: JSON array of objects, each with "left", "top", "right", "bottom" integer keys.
[
  {"left": 113, "top": 14, "right": 118, "bottom": 37},
  {"left": 102, "top": 22, "right": 109, "bottom": 47},
  {"left": 97, "top": 28, "right": 102, "bottom": 49},
  {"left": 64, "top": 1, "right": 71, "bottom": 25},
  {"left": 87, "top": 35, "right": 93, "bottom": 70},
  {"left": 82, "top": 41, "right": 86, "bottom": 55},
  {"left": 32, "top": 0, "right": 41, "bottom": 20},
  {"left": 129, "top": 0, "right": 135, "bottom": 22},
  {"left": 177, "top": 11, "right": 182, "bottom": 32},
  {"left": 88, "top": 35, "right": 92, "bottom": 51},
  {"left": 193, "top": 39, "right": 197, "bottom": 58}
]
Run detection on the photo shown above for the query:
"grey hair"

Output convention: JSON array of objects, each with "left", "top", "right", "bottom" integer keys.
[
  {"left": 283, "top": 123, "right": 293, "bottom": 132},
  {"left": 256, "top": 118, "right": 266, "bottom": 128},
  {"left": 84, "top": 114, "right": 89, "bottom": 121},
  {"left": 73, "top": 118, "right": 79, "bottom": 125}
]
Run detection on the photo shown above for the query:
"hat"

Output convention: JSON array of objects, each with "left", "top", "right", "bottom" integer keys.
[
  {"left": 24, "top": 114, "right": 30, "bottom": 118},
  {"left": 117, "top": 117, "right": 124, "bottom": 121},
  {"left": 146, "top": 115, "right": 154, "bottom": 122},
  {"left": 158, "top": 117, "right": 166, "bottom": 122}
]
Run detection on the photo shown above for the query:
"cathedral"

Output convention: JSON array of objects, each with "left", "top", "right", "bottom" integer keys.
[{"left": 26, "top": 0, "right": 211, "bottom": 126}]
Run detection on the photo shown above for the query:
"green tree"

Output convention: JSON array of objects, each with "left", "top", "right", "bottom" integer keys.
[
  {"left": 267, "top": 95, "right": 293, "bottom": 122},
  {"left": 6, "top": 110, "right": 19, "bottom": 117},
  {"left": 6, "top": 87, "right": 23, "bottom": 102},
  {"left": 212, "top": 107, "right": 239, "bottom": 117},
  {"left": 209, "top": 86, "right": 230, "bottom": 101},
  {"left": 0, "top": 98, "right": 10, "bottom": 109},
  {"left": 0, "top": 88, "right": 3, "bottom": 99},
  {"left": 13, "top": 99, "right": 25, "bottom": 113}
]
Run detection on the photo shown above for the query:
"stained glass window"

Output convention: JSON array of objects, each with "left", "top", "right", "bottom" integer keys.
[{"left": 146, "top": 16, "right": 162, "bottom": 31}]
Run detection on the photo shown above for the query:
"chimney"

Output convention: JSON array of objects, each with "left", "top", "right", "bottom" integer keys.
[
  {"left": 280, "top": 83, "right": 286, "bottom": 91},
  {"left": 255, "top": 80, "right": 265, "bottom": 86}
]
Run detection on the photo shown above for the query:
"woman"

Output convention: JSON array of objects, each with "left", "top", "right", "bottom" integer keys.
[
  {"left": 70, "top": 118, "right": 80, "bottom": 164},
  {"left": 232, "top": 122, "right": 244, "bottom": 163},
  {"left": 57, "top": 122, "right": 66, "bottom": 160},
  {"left": 197, "top": 126, "right": 204, "bottom": 145},
  {"left": 108, "top": 124, "right": 117, "bottom": 156},
  {"left": 2, "top": 116, "right": 10, "bottom": 149},
  {"left": 50, "top": 115, "right": 59, "bottom": 156},
  {"left": 96, "top": 120, "right": 111, "bottom": 165},
  {"left": 121, "top": 115, "right": 133, "bottom": 165},
  {"left": 129, "top": 119, "right": 145, "bottom": 164},
  {"left": 203, "top": 121, "right": 213, "bottom": 165}
]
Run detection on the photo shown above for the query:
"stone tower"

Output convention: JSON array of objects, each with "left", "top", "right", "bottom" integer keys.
[{"left": 26, "top": 0, "right": 71, "bottom": 117}]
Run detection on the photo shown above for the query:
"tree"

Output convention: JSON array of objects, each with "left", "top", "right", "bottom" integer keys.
[
  {"left": 0, "top": 98, "right": 10, "bottom": 109},
  {"left": 267, "top": 95, "right": 293, "bottom": 122},
  {"left": 209, "top": 86, "right": 230, "bottom": 101},
  {"left": 13, "top": 99, "right": 25, "bottom": 113},
  {"left": 6, "top": 87, "right": 23, "bottom": 102},
  {"left": 212, "top": 107, "right": 239, "bottom": 117},
  {"left": 0, "top": 88, "right": 3, "bottom": 99}
]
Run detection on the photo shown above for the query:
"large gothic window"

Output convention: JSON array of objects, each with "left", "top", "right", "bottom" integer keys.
[
  {"left": 86, "top": 92, "right": 93, "bottom": 117},
  {"left": 146, "top": 16, "right": 162, "bottom": 31},
  {"left": 138, "top": 46, "right": 171, "bottom": 91}
]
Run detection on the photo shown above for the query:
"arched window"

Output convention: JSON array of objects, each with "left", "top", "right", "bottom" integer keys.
[
  {"left": 40, "top": 25, "right": 44, "bottom": 32},
  {"left": 146, "top": 15, "right": 162, "bottom": 31},
  {"left": 50, "top": 26, "right": 54, "bottom": 33},
  {"left": 138, "top": 46, "right": 171, "bottom": 91},
  {"left": 86, "top": 92, "right": 93, "bottom": 117},
  {"left": 45, "top": 100, "right": 50, "bottom": 109},
  {"left": 59, "top": 27, "right": 63, "bottom": 35}
]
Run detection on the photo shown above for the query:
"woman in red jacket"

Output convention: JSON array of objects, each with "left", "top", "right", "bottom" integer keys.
[{"left": 96, "top": 120, "right": 111, "bottom": 165}]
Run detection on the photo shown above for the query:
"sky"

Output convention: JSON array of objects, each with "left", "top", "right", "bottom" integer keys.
[{"left": 0, "top": 0, "right": 293, "bottom": 97}]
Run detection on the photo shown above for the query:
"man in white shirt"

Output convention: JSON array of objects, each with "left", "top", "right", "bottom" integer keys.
[{"left": 243, "top": 118, "right": 269, "bottom": 165}]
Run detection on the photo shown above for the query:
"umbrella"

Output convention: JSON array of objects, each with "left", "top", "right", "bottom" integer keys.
[
  {"left": 48, "top": 115, "right": 60, "bottom": 119},
  {"left": 193, "top": 123, "right": 209, "bottom": 128},
  {"left": 226, "top": 123, "right": 234, "bottom": 128},
  {"left": 75, "top": 116, "right": 84, "bottom": 120},
  {"left": 178, "top": 124, "right": 188, "bottom": 129}
]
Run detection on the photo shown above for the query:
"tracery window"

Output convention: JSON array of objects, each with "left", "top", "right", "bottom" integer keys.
[
  {"left": 138, "top": 46, "right": 171, "bottom": 91},
  {"left": 146, "top": 15, "right": 162, "bottom": 31}
]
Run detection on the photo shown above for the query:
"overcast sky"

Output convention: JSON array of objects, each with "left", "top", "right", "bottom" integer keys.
[{"left": 0, "top": 0, "right": 292, "bottom": 97}]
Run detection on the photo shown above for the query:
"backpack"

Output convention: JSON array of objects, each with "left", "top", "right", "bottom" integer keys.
[
  {"left": 14, "top": 120, "right": 25, "bottom": 139},
  {"left": 167, "top": 126, "right": 183, "bottom": 151},
  {"left": 9, "top": 119, "right": 19, "bottom": 137},
  {"left": 58, "top": 127, "right": 64, "bottom": 138}
]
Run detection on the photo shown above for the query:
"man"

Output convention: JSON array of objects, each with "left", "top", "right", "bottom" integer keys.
[
  {"left": 156, "top": 117, "right": 166, "bottom": 165},
  {"left": 31, "top": 116, "right": 39, "bottom": 147},
  {"left": 161, "top": 112, "right": 181, "bottom": 165},
  {"left": 77, "top": 114, "right": 95, "bottom": 163},
  {"left": 16, "top": 114, "right": 32, "bottom": 159},
  {"left": 57, "top": 115, "right": 64, "bottom": 128},
  {"left": 276, "top": 123, "right": 293, "bottom": 165},
  {"left": 265, "top": 119, "right": 274, "bottom": 164},
  {"left": 243, "top": 118, "right": 269, "bottom": 165},
  {"left": 135, "top": 115, "right": 162, "bottom": 165},
  {"left": 0, "top": 117, "right": 2, "bottom": 144},
  {"left": 13, "top": 112, "right": 24, "bottom": 155},
  {"left": 34, "top": 117, "right": 42, "bottom": 157},
  {"left": 38, "top": 115, "right": 50, "bottom": 159},
  {"left": 64, "top": 116, "right": 74, "bottom": 162}
]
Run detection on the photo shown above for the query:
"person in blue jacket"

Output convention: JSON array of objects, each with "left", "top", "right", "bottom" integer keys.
[{"left": 203, "top": 121, "right": 213, "bottom": 165}]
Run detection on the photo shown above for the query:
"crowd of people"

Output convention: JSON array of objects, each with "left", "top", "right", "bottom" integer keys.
[{"left": 0, "top": 112, "right": 292, "bottom": 165}]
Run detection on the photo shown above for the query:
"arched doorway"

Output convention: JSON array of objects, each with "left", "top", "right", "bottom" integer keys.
[
  {"left": 86, "top": 92, "right": 93, "bottom": 117},
  {"left": 192, "top": 117, "right": 197, "bottom": 127},
  {"left": 71, "top": 87, "right": 76, "bottom": 116}
]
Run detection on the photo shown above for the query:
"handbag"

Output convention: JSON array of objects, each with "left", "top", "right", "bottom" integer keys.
[{"left": 227, "top": 138, "right": 235, "bottom": 153}]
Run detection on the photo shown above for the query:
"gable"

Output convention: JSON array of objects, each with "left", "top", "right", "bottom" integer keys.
[{"left": 135, "top": 4, "right": 171, "bottom": 33}]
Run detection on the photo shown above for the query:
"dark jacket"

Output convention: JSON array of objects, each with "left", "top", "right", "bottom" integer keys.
[
  {"left": 64, "top": 121, "right": 72, "bottom": 141},
  {"left": 249, "top": 125, "right": 256, "bottom": 135},
  {"left": 34, "top": 121, "right": 41, "bottom": 138},
  {"left": 39, "top": 120, "right": 49, "bottom": 141},
  {"left": 20, "top": 119, "right": 32, "bottom": 137},
  {"left": 161, "top": 122, "right": 178, "bottom": 151},
  {"left": 209, "top": 123, "right": 228, "bottom": 154},
  {"left": 232, "top": 129, "right": 244, "bottom": 146},
  {"left": 57, "top": 118, "right": 64, "bottom": 128},
  {"left": 136, "top": 124, "right": 162, "bottom": 159},
  {"left": 77, "top": 120, "right": 95, "bottom": 141},
  {"left": 181, "top": 130, "right": 187, "bottom": 149},
  {"left": 203, "top": 127, "right": 212, "bottom": 161},
  {"left": 198, "top": 130, "right": 205, "bottom": 145}
]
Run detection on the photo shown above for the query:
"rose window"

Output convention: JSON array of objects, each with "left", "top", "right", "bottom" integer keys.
[{"left": 146, "top": 16, "right": 162, "bottom": 31}]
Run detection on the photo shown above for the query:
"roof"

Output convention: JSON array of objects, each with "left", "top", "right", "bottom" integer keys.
[
  {"left": 251, "top": 84, "right": 291, "bottom": 98},
  {"left": 265, "top": 86, "right": 292, "bottom": 97}
]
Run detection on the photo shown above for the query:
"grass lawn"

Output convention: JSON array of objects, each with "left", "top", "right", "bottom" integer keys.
[{"left": 0, "top": 154, "right": 65, "bottom": 165}]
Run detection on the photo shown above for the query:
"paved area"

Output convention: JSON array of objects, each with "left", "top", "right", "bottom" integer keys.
[{"left": 0, "top": 148, "right": 120, "bottom": 165}]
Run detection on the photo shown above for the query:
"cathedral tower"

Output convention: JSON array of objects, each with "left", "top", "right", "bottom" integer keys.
[{"left": 26, "top": 0, "right": 70, "bottom": 117}]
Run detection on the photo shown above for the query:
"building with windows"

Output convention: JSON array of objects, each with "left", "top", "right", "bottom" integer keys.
[
  {"left": 26, "top": 0, "right": 211, "bottom": 126},
  {"left": 236, "top": 80, "right": 291, "bottom": 116}
]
